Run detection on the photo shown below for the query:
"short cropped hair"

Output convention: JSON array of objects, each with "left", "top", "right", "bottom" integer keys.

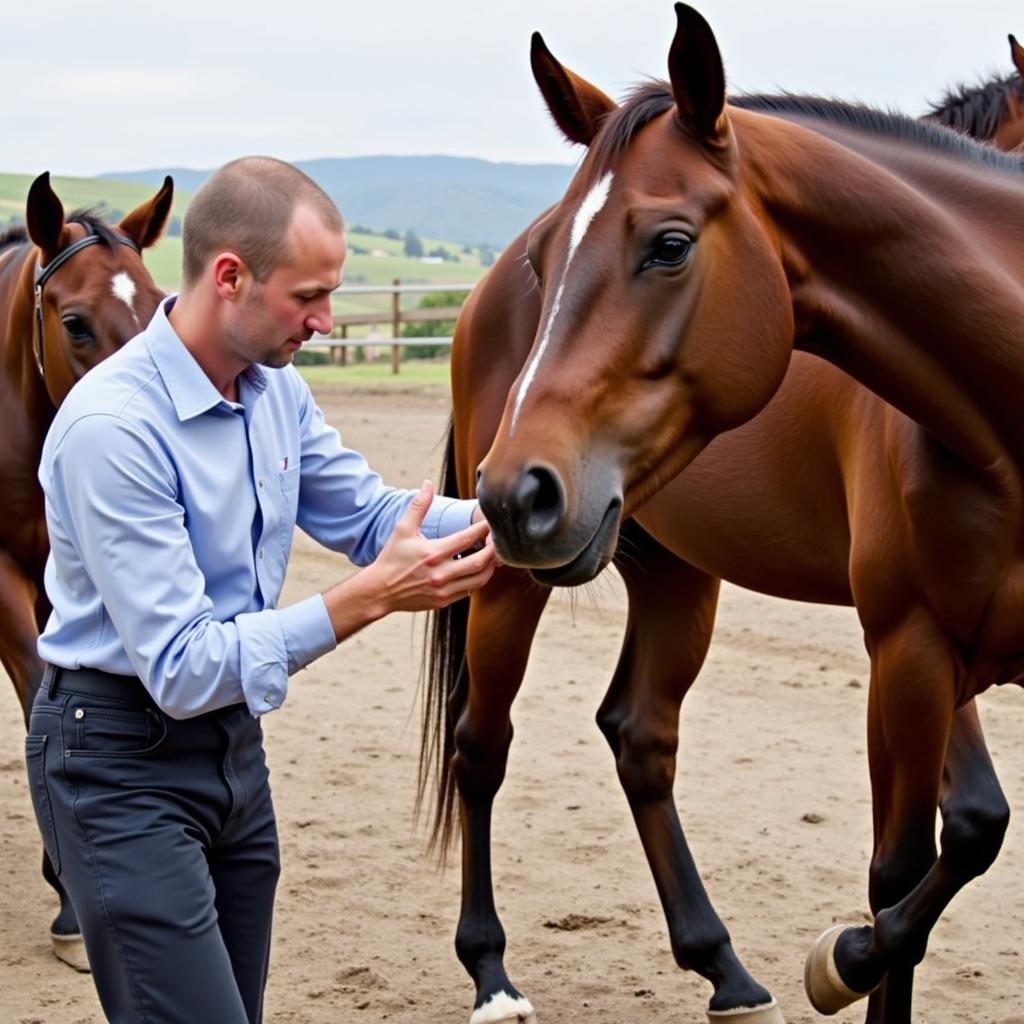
[{"left": 181, "top": 156, "right": 344, "bottom": 285}]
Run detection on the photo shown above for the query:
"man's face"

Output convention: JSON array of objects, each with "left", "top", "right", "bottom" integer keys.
[{"left": 226, "top": 203, "right": 346, "bottom": 368}]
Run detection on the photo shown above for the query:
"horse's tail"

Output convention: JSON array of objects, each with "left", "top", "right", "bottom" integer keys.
[{"left": 417, "top": 415, "right": 469, "bottom": 859}]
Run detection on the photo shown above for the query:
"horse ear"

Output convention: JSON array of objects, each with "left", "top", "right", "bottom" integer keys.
[
  {"left": 668, "top": 3, "right": 727, "bottom": 143},
  {"left": 530, "top": 32, "right": 617, "bottom": 146},
  {"left": 1010, "top": 34, "right": 1024, "bottom": 79},
  {"left": 26, "top": 172, "right": 68, "bottom": 261},
  {"left": 119, "top": 175, "right": 174, "bottom": 251}
]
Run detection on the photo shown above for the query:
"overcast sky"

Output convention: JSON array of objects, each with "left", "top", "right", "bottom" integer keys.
[{"left": 2, "top": 1, "right": 1022, "bottom": 177}]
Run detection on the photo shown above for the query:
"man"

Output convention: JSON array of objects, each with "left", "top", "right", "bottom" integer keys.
[{"left": 25, "top": 156, "right": 496, "bottom": 1023}]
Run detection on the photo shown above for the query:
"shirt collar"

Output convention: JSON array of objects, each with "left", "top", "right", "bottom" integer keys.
[{"left": 144, "top": 296, "right": 270, "bottom": 421}]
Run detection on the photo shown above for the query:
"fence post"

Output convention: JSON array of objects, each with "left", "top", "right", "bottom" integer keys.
[
  {"left": 391, "top": 277, "right": 401, "bottom": 375},
  {"left": 331, "top": 324, "right": 348, "bottom": 366}
]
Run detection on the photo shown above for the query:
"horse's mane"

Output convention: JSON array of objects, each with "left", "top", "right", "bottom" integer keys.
[
  {"left": 0, "top": 209, "right": 123, "bottom": 256},
  {"left": 0, "top": 224, "right": 27, "bottom": 252},
  {"left": 66, "top": 209, "right": 124, "bottom": 248},
  {"left": 924, "top": 72, "right": 1024, "bottom": 141},
  {"left": 588, "top": 81, "right": 1024, "bottom": 178}
]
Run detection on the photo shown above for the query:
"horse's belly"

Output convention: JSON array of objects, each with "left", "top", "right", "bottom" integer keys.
[{"left": 634, "top": 478, "right": 852, "bottom": 605}]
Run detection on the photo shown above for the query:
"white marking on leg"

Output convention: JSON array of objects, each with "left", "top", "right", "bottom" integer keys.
[
  {"left": 111, "top": 271, "right": 140, "bottom": 326},
  {"left": 510, "top": 171, "right": 614, "bottom": 435},
  {"left": 469, "top": 990, "right": 536, "bottom": 1024}
]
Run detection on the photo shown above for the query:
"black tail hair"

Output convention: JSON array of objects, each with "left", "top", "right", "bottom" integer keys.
[{"left": 417, "top": 417, "right": 470, "bottom": 858}]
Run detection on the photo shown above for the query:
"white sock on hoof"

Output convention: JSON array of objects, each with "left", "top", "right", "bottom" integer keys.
[{"left": 469, "top": 990, "right": 537, "bottom": 1024}]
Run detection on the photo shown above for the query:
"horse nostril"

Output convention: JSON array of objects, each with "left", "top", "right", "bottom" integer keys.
[{"left": 519, "top": 465, "right": 564, "bottom": 541}]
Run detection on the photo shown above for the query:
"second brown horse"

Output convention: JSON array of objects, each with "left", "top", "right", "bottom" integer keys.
[
  {"left": 0, "top": 172, "right": 172, "bottom": 969},
  {"left": 424, "top": 7, "right": 1024, "bottom": 1024}
]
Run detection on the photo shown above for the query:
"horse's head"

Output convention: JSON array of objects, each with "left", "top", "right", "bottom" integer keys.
[
  {"left": 25, "top": 171, "right": 173, "bottom": 405},
  {"left": 476, "top": 4, "right": 793, "bottom": 586}
]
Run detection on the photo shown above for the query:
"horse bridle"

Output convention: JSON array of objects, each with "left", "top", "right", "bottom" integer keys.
[{"left": 33, "top": 227, "right": 140, "bottom": 380}]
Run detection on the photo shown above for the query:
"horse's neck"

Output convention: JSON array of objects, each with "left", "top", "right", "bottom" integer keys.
[
  {"left": 0, "top": 245, "right": 55, "bottom": 449},
  {"left": 743, "top": 116, "right": 1024, "bottom": 481}
]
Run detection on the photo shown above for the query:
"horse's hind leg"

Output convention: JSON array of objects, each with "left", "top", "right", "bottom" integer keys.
[
  {"left": 805, "top": 617, "right": 1008, "bottom": 1024},
  {"left": 452, "top": 567, "right": 550, "bottom": 1024},
  {"left": 598, "top": 521, "right": 782, "bottom": 1023}
]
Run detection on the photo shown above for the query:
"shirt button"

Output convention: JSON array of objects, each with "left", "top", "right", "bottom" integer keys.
[
  {"left": 258, "top": 478, "right": 265, "bottom": 488},
  {"left": 259, "top": 549, "right": 264, "bottom": 559},
  {"left": 263, "top": 694, "right": 273, "bottom": 704}
]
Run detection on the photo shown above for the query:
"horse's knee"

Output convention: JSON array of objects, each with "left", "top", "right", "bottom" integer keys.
[
  {"left": 940, "top": 794, "right": 1009, "bottom": 878},
  {"left": 452, "top": 718, "right": 513, "bottom": 802},
  {"left": 610, "top": 718, "right": 678, "bottom": 801}
]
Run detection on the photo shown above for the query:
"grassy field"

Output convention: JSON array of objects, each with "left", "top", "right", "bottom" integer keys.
[
  {"left": 297, "top": 360, "right": 452, "bottom": 388},
  {"left": 0, "top": 171, "right": 192, "bottom": 222},
  {"left": 0, "top": 172, "right": 491, "bottom": 321}
]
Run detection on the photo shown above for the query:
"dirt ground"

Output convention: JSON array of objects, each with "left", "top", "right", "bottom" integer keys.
[{"left": 2, "top": 381, "right": 1023, "bottom": 1024}]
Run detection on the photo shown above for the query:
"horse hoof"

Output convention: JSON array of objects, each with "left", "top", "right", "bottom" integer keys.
[
  {"left": 804, "top": 925, "right": 875, "bottom": 1015},
  {"left": 469, "top": 990, "right": 537, "bottom": 1024},
  {"left": 707, "top": 997, "right": 785, "bottom": 1023},
  {"left": 51, "top": 930, "right": 90, "bottom": 973}
]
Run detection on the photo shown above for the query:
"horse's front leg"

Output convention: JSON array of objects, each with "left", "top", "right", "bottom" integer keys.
[
  {"left": 598, "top": 522, "right": 783, "bottom": 1023},
  {"left": 805, "top": 619, "right": 1008, "bottom": 1023},
  {"left": 451, "top": 568, "right": 550, "bottom": 1024}
]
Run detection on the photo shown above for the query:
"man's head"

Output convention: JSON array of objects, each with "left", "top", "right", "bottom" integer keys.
[
  {"left": 181, "top": 156, "right": 346, "bottom": 369},
  {"left": 182, "top": 156, "right": 343, "bottom": 286}
]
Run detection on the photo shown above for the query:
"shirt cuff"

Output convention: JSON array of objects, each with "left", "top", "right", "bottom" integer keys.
[
  {"left": 421, "top": 496, "right": 477, "bottom": 540},
  {"left": 279, "top": 593, "right": 337, "bottom": 673},
  {"left": 235, "top": 595, "right": 336, "bottom": 717}
]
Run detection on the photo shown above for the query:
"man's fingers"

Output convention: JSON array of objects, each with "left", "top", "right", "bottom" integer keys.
[
  {"left": 445, "top": 543, "right": 496, "bottom": 578},
  {"left": 397, "top": 479, "right": 434, "bottom": 535},
  {"left": 434, "top": 518, "right": 491, "bottom": 559},
  {"left": 439, "top": 562, "right": 498, "bottom": 603}
]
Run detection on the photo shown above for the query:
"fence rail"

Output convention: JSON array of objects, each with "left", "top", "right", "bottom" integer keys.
[{"left": 320, "top": 278, "right": 475, "bottom": 373}]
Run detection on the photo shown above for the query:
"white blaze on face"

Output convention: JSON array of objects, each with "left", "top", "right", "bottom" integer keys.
[
  {"left": 111, "top": 271, "right": 140, "bottom": 326},
  {"left": 469, "top": 990, "right": 536, "bottom": 1024},
  {"left": 509, "top": 171, "right": 614, "bottom": 436}
]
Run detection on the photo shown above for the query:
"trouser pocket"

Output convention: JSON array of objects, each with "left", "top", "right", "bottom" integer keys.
[{"left": 25, "top": 734, "right": 61, "bottom": 875}]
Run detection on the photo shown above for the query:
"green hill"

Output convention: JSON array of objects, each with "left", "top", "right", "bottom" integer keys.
[
  {"left": 102, "top": 155, "right": 575, "bottom": 247},
  {"left": 0, "top": 172, "right": 491, "bottom": 318}
]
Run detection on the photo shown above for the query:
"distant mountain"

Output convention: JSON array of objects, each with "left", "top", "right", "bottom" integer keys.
[{"left": 101, "top": 155, "right": 579, "bottom": 248}]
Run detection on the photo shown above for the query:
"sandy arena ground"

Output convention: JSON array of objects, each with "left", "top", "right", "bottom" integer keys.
[{"left": 2, "top": 381, "right": 1023, "bottom": 1023}]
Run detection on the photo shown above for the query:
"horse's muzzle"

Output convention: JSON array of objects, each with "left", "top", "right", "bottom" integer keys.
[{"left": 477, "top": 461, "right": 622, "bottom": 586}]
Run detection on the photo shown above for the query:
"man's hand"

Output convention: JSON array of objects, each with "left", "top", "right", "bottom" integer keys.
[
  {"left": 322, "top": 480, "right": 497, "bottom": 642},
  {"left": 366, "top": 480, "right": 497, "bottom": 613}
]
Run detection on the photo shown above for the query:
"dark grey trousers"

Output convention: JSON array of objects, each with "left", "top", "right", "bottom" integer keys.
[{"left": 26, "top": 667, "right": 280, "bottom": 1024}]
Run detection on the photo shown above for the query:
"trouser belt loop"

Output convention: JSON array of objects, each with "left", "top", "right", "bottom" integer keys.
[{"left": 44, "top": 663, "right": 61, "bottom": 700}]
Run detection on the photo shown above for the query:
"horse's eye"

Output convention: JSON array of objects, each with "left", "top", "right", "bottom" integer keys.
[
  {"left": 62, "top": 315, "right": 94, "bottom": 343},
  {"left": 642, "top": 233, "right": 693, "bottom": 271}
]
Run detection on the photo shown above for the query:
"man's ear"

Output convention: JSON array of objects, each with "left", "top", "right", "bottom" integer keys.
[{"left": 212, "top": 252, "right": 246, "bottom": 298}]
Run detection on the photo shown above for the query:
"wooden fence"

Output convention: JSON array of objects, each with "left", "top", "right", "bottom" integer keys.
[{"left": 305, "top": 279, "right": 476, "bottom": 373}]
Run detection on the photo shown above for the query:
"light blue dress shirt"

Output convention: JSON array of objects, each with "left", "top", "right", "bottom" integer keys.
[{"left": 38, "top": 297, "right": 474, "bottom": 719}]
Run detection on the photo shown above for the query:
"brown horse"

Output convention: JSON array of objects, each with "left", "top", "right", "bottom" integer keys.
[
  {"left": 423, "top": 7, "right": 1024, "bottom": 1024},
  {"left": 0, "top": 172, "right": 172, "bottom": 968},
  {"left": 925, "top": 33, "right": 1024, "bottom": 149}
]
